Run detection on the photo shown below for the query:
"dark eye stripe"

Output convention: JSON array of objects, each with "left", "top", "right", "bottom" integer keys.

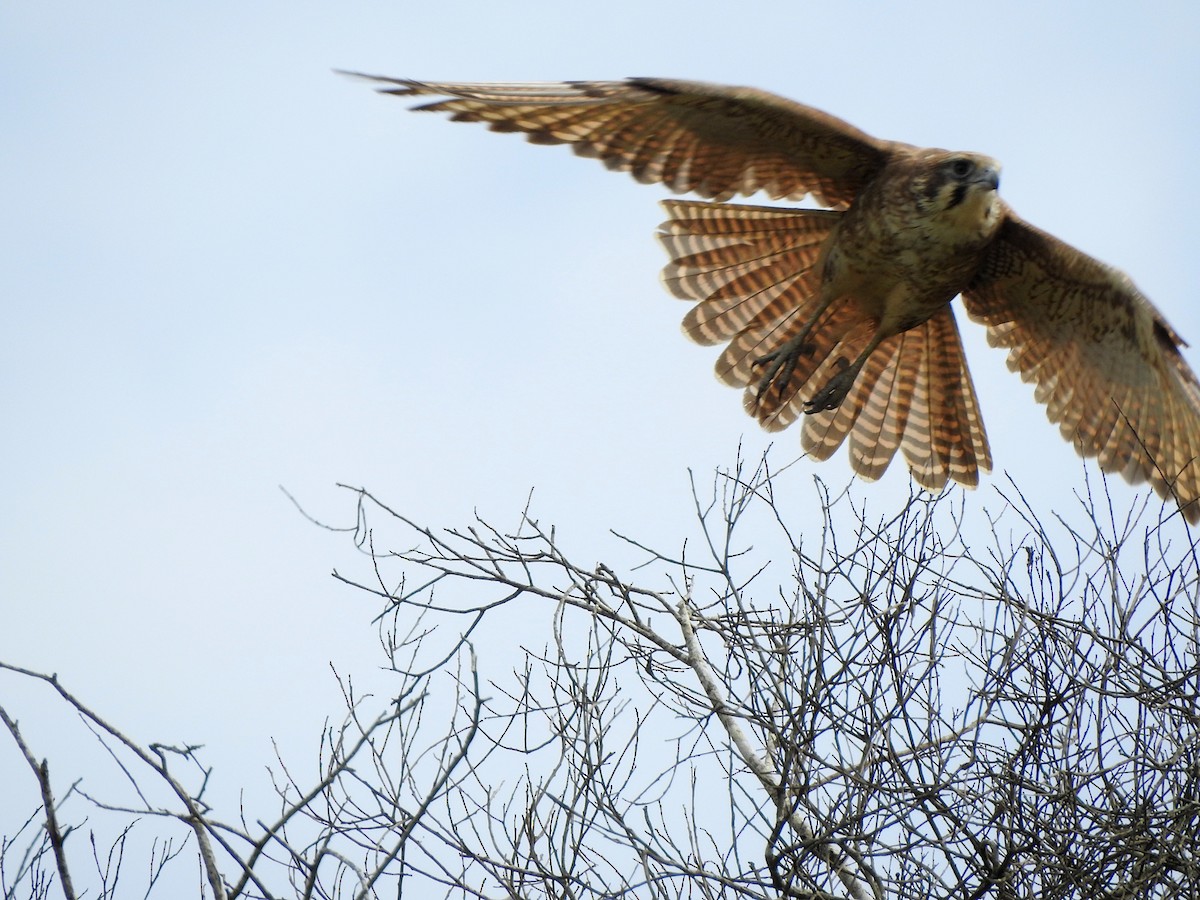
[{"left": 945, "top": 184, "right": 969, "bottom": 209}]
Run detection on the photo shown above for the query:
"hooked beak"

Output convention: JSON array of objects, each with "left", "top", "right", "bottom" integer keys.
[{"left": 974, "top": 164, "right": 1001, "bottom": 192}]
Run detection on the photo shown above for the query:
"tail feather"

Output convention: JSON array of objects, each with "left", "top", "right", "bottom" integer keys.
[{"left": 813, "top": 333, "right": 915, "bottom": 480}]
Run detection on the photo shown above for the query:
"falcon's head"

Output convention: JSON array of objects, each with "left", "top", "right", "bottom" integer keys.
[{"left": 911, "top": 150, "right": 1003, "bottom": 239}]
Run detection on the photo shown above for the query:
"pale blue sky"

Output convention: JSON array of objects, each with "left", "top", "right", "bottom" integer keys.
[{"left": 3, "top": 0, "right": 1198, "bottom": 865}]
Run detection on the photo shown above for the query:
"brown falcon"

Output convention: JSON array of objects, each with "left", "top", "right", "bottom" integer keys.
[{"left": 351, "top": 75, "right": 1200, "bottom": 524}]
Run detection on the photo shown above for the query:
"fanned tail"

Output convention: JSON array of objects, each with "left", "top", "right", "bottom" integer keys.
[
  {"left": 802, "top": 307, "right": 991, "bottom": 489},
  {"left": 658, "top": 199, "right": 991, "bottom": 489}
]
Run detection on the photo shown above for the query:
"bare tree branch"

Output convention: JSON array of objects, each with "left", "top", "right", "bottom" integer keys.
[
  {"left": 0, "top": 706, "right": 77, "bottom": 900},
  {"left": 4, "top": 454, "right": 1198, "bottom": 898}
]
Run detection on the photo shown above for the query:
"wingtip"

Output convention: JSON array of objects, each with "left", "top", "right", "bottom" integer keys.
[
  {"left": 334, "top": 68, "right": 383, "bottom": 82},
  {"left": 334, "top": 70, "right": 423, "bottom": 96}
]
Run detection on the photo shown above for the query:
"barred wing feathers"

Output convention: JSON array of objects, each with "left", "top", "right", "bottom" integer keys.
[
  {"left": 351, "top": 76, "right": 892, "bottom": 208},
  {"left": 965, "top": 213, "right": 1200, "bottom": 522}
]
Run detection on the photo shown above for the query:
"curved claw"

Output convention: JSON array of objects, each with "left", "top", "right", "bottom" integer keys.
[
  {"left": 751, "top": 340, "right": 815, "bottom": 403},
  {"left": 803, "top": 358, "right": 857, "bottom": 413}
]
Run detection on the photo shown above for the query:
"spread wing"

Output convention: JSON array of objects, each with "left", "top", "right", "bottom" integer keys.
[
  {"left": 348, "top": 75, "right": 893, "bottom": 208},
  {"left": 964, "top": 211, "right": 1200, "bottom": 522}
]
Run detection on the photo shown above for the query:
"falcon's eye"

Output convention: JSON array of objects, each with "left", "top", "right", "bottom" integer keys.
[{"left": 949, "top": 158, "right": 974, "bottom": 178}]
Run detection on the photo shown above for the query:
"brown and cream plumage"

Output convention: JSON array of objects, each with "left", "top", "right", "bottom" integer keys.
[{"left": 351, "top": 75, "right": 1200, "bottom": 523}]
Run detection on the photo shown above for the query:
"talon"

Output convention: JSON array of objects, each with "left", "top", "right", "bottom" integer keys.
[
  {"left": 804, "top": 358, "right": 857, "bottom": 414},
  {"left": 751, "top": 341, "right": 815, "bottom": 402},
  {"left": 752, "top": 340, "right": 814, "bottom": 371}
]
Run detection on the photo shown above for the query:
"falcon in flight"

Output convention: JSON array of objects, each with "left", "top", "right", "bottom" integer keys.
[{"left": 353, "top": 75, "right": 1200, "bottom": 523}]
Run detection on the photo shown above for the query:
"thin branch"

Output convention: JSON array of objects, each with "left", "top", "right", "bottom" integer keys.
[{"left": 0, "top": 706, "right": 77, "bottom": 900}]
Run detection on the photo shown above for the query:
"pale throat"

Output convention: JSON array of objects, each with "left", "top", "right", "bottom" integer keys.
[{"left": 940, "top": 186, "right": 1002, "bottom": 241}]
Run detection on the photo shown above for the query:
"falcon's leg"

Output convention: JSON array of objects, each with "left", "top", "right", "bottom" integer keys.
[
  {"left": 803, "top": 333, "right": 886, "bottom": 413},
  {"left": 750, "top": 291, "right": 841, "bottom": 400}
]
